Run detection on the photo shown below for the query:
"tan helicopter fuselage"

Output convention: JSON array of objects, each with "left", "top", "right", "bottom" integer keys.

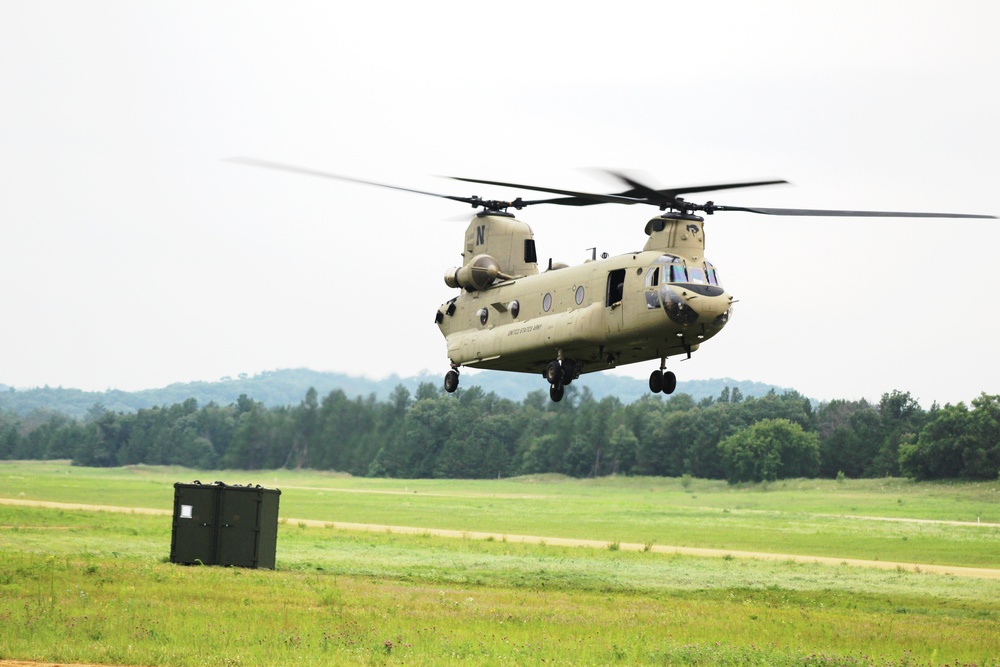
[{"left": 435, "top": 213, "right": 734, "bottom": 378}]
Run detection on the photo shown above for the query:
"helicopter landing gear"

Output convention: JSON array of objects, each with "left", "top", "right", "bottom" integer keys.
[
  {"left": 544, "top": 356, "right": 579, "bottom": 402},
  {"left": 545, "top": 360, "right": 565, "bottom": 403},
  {"left": 545, "top": 360, "right": 563, "bottom": 386},
  {"left": 444, "top": 369, "right": 460, "bottom": 393},
  {"left": 649, "top": 363, "right": 677, "bottom": 395},
  {"left": 550, "top": 383, "right": 565, "bottom": 402}
]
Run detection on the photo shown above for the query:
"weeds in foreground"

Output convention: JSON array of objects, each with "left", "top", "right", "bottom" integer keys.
[
  {"left": 1, "top": 527, "right": 999, "bottom": 667},
  {"left": 2, "top": 463, "right": 999, "bottom": 666}
]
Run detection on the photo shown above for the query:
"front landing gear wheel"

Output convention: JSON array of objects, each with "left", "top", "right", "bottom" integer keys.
[
  {"left": 550, "top": 383, "right": 565, "bottom": 402},
  {"left": 649, "top": 370, "right": 664, "bottom": 393},
  {"left": 649, "top": 369, "right": 677, "bottom": 394},
  {"left": 444, "top": 370, "right": 459, "bottom": 393},
  {"left": 663, "top": 370, "right": 677, "bottom": 395}
]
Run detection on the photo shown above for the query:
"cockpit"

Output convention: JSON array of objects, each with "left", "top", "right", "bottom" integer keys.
[
  {"left": 645, "top": 254, "right": 720, "bottom": 290},
  {"left": 641, "top": 253, "right": 732, "bottom": 332},
  {"left": 645, "top": 253, "right": 725, "bottom": 313}
]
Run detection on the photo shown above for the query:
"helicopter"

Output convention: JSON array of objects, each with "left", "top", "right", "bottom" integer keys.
[{"left": 228, "top": 159, "right": 995, "bottom": 402}]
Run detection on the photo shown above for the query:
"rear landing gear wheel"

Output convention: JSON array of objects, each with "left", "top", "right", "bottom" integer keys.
[
  {"left": 545, "top": 360, "right": 563, "bottom": 386},
  {"left": 550, "top": 383, "right": 565, "bottom": 402},
  {"left": 444, "top": 370, "right": 459, "bottom": 393},
  {"left": 561, "top": 359, "right": 576, "bottom": 386}
]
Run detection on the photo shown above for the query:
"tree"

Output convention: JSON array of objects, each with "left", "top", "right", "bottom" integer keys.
[
  {"left": 901, "top": 394, "right": 1000, "bottom": 480},
  {"left": 607, "top": 424, "right": 639, "bottom": 474},
  {"left": 899, "top": 403, "right": 970, "bottom": 480},
  {"left": 222, "top": 400, "right": 272, "bottom": 469},
  {"left": 815, "top": 399, "right": 873, "bottom": 478},
  {"left": 76, "top": 411, "right": 131, "bottom": 467},
  {"left": 285, "top": 387, "right": 318, "bottom": 469},
  {"left": 870, "top": 391, "right": 926, "bottom": 476},
  {"left": 718, "top": 418, "right": 820, "bottom": 483},
  {"left": 0, "top": 410, "right": 19, "bottom": 459},
  {"left": 380, "top": 394, "right": 455, "bottom": 477},
  {"left": 966, "top": 394, "right": 1000, "bottom": 479}
]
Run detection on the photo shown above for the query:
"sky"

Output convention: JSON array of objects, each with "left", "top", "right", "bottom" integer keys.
[{"left": 2, "top": 1, "right": 998, "bottom": 407}]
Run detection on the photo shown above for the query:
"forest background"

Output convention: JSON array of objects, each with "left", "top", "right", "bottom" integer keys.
[{"left": 2, "top": 370, "right": 997, "bottom": 483}]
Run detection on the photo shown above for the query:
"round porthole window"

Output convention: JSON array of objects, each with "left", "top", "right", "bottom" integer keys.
[
  {"left": 478, "top": 308, "right": 488, "bottom": 325},
  {"left": 575, "top": 285, "right": 585, "bottom": 305},
  {"left": 542, "top": 293, "right": 552, "bottom": 312},
  {"left": 510, "top": 300, "right": 520, "bottom": 318}
]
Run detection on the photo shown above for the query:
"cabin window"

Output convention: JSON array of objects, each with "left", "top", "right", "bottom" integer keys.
[
  {"left": 668, "top": 263, "right": 688, "bottom": 283},
  {"left": 606, "top": 269, "right": 625, "bottom": 306},
  {"left": 688, "top": 266, "right": 707, "bottom": 284},
  {"left": 575, "top": 285, "right": 585, "bottom": 305},
  {"left": 542, "top": 293, "right": 552, "bottom": 312}
]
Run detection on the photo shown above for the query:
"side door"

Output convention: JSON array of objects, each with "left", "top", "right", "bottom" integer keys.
[{"left": 606, "top": 269, "right": 626, "bottom": 333}]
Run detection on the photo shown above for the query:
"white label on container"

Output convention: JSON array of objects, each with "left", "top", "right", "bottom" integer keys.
[{"left": 180, "top": 504, "right": 193, "bottom": 519}]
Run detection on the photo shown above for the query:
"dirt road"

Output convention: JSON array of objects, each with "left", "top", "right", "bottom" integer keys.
[{"left": 3, "top": 496, "right": 998, "bottom": 579}]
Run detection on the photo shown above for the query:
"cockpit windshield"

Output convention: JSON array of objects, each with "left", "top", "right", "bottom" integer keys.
[
  {"left": 646, "top": 254, "right": 721, "bottom": 287},
  {"left": 646, "top": 254, "right": 686, "bottom": 285}
]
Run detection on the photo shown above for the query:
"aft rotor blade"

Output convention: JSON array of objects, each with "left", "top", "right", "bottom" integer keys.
[
  {"left": 448, "top": 175, "right": 643, "bottom": 206},
  {"left": 713, "top": 204, "right": 996, "bottom": 219},
  {"left": 226, "top": 157, "right": 479, "bottom": 206}
]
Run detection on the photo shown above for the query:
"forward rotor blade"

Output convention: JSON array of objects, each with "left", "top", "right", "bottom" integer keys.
[
  {"left": 604, "top": 171, "right": 788, "bottom": 201},
  {"left": 713, "top": 204, "right": 996, "bottom": 219}
]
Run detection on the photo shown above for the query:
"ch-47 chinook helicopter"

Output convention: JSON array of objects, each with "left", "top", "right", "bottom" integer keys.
[{"left": 229, "top": 159, "right": 995, "bottom": 402}]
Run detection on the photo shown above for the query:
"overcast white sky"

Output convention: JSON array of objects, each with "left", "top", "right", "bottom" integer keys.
[{"left": 2, "top": 1, "right": 998, "bottom": 407}]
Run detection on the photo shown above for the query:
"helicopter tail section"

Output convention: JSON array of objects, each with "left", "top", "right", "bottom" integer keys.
[{"left": 463, "top": 214, "right": 539, "bottom": 280}]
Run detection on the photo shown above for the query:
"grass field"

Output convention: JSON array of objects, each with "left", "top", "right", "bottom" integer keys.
[{"left": 1, "top": 461, "right": 999, "bottom": 666}]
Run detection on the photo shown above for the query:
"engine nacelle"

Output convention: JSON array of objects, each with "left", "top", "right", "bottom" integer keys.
[{"left": 445, "top": 254, "right": 501, "bottom": 291}]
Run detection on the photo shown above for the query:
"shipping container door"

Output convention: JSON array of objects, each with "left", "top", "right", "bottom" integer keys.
[
  {"left": 171, "top": 485, "right": 220, "bottom": 565},
  {"left": 217, "top": 489, "right": 262, "bottom": 568}
]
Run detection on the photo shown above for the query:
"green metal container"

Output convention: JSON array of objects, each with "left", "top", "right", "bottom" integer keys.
[{"left": 170, "top": 481, "right": 281, "bottom": 569}]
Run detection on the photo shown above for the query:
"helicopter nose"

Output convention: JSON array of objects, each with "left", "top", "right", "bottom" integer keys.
[{"left": 661, "top": 285, "right": 733, "bottom": 333}]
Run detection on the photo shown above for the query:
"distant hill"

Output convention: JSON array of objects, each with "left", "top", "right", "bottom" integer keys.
[{"left": 0, "top": 369, "right": 796, "bottom": 418}]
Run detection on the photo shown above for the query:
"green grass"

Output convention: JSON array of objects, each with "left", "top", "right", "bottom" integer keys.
[
  {"left": 3, "top": 461, "right": 998, "bottom": 567},
  {"left": 1, "top": 461, "right": 999, "bottom": 666}
]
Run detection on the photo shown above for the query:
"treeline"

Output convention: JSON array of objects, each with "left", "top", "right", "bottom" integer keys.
[{"left": 1, "top": 384, "right": 998, "bottom": 482}]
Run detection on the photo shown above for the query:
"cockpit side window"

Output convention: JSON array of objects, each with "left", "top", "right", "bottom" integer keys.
[
  {"left": 644, "top": 266, "right": 661, "bottom": 309},
  {"left": 705, "top": 261, "right": 720, "bottom": 286},
  {"left": 645, "top": 266, "right": 660, "bottom": 287},
  {"left": 688, "top": 266, "right": 706, "bottom": 284}
]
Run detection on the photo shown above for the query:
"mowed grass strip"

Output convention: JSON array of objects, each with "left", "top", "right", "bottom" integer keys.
[
  {"left": 1, "top": 507, "right": 998, "bottom": 667},
  {"left": 2, "top": 461, "right": 998, "bottom": 568}
]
